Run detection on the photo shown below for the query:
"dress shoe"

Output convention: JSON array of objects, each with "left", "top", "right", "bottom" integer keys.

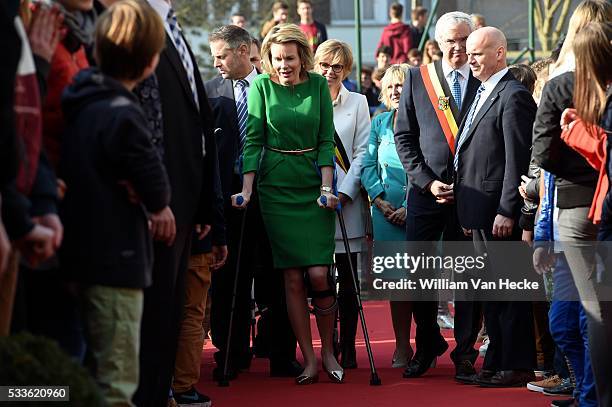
[
  {"left": 403, "top": 341, "right": 448, "bottom": 378},
  {"left": 474, "top": 369, "right": 496, "bottom": 386},
  {"left": 454, "top": 360, "right": 477, "bottom": 384},
  {"left": 340, "top": 344, "right": 357, "bottom": 369},
  {"left": 270, "top": 359, "right": 303, "bottom": 377},
  {"left": 479, "top": 370, "right": 536, "bottom": 388},
  {"left": 323, "top": 362, "right": 345, "bottom": 383},
  {"left": 295, "top": 372, "right": 319, "bottom": 385},
  {"left": 550, "top": 398, "right": 577, "bottom": 407}
]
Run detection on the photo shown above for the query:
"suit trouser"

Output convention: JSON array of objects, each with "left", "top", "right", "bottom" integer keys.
[
  {"left": 558, "top": 207, "right": 612, "bottom": 407},
  {"left": 173, "top": 252, "right": 213, "bottom": 393},
  {"left": 0, "top": 251, "right": 18, "bottom": 336},
  {"left": 134, "top": 226, "right": 192, "bottom": 407},
  {"left": 472, "top": 229, "right": 537, "bottom": 371},
  {"left": 406, "top": 202, "right": 481, "bottom": 360}
]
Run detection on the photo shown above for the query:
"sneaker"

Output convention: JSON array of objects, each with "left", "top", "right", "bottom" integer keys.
[
  {"left": 527, "top": 374, "right": 563, "bottom": 393},
  {"left": 479, "top": 337, "right": 489, "bottom": 358},
  {"left": 542, "top": 378, "right": 574, "bottom": 396},
  {"left": 174, "top": 388, "right": 212, "bottom": 407},
  {"left": 550, "top": 399, "right": 577, "bottom": 407}
]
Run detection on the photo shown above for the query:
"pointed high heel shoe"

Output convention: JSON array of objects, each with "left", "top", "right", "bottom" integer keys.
[
  {"left": 323, "top": 363, "right": 345, "bottom": 383},
  {"left": 295, "top": 372, "right": 319, "bottom": 385}
]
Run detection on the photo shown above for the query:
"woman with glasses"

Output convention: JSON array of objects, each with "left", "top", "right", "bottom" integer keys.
[
  {"left": 313, "top": 40, "right": 371, "bottom": 370},
  {"left": 361, "top": 64, "right": 413, "bottom": 368}
]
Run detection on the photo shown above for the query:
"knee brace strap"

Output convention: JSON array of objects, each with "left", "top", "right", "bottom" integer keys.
[{"left": 312, "top": 297, "right": 338, "bottom": 316}]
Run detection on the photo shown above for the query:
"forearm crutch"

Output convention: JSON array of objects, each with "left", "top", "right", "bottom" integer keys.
[
  {"left": 320, "top": 195, "right": 382, "bottom": 386},
  {"left": 218, "top": 196, "right": 248, "bottom": 387}
]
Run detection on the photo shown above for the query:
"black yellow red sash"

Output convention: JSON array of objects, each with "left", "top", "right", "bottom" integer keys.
[
  {"left": 334, "top": 131, "right": 350, "bottom": 173},
  {"left": 419, "top": 63, "right": 459, "bottom": 155}
]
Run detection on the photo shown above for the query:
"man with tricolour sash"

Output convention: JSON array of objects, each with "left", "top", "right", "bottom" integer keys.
[{"left": 394, "top": 11, "right": 482, "bottom": 383}]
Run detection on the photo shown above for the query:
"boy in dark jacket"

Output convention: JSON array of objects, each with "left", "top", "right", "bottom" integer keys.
[{"left": 59, "top": 1, "right": 171, "bottom": 404}]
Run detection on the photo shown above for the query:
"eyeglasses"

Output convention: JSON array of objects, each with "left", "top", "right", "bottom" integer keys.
[{"left": 319, "top": 62, "right": 344, "bottom": 74}]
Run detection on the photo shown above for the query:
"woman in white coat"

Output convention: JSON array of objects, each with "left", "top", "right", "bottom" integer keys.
[{"left": 314, "top": 40, "right": 371, "bottom": 369}]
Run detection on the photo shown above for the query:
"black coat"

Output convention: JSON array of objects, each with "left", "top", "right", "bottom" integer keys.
[
  {"left": 394, "top": 60, "right": 479, "bottom": 210},
  {"left": 531, "top": 72, "right": 598, "bottom": 208},
  {"left": 454, "top": 71, "right": 536, "bottom": 230},
  {"left": 60, "top": 69, "right": 171, "bottom": 288}
]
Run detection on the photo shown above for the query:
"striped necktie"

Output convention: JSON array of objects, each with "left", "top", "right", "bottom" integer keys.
[
  {"left": 234, "top": 79, "right": 249, "bottom": 174},
  {"left": 454, "top": 84, "right": 486, "bottom": 171},
  {"left": 451, "top": 70, "right": 462, "bottom": 111},
  {"left": 166, "top": 8, "right": 199, "bottom": 110}
]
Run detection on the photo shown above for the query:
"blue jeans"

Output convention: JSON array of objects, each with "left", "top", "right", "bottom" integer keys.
[{"left": 549, "top": 255, "right": 597, "bottom": 406}]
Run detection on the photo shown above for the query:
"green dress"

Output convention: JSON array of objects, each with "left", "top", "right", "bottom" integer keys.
[{"left": 242, "top": 73, "right": 336, "bottom": 268}]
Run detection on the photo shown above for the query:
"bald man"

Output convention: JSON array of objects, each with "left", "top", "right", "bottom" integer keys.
[{"left": 454, "top": 27, "right": 537, "bottom": 387}]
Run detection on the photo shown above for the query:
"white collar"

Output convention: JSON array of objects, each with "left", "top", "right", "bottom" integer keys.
[
  {"left": 147, "top": 0, "right": 170, "bottom": 21},
  {"left": 233, "top": 66, "right": 257, "bottom": 87},
  {"left": 442, "top": 59, "right": 470, "bottom": 80},
  {"left": 481, "top": 67, "right": 509, "bottom": 92},
  {"left": 333, "top": 84, "right": 349, "bottom": 106}
]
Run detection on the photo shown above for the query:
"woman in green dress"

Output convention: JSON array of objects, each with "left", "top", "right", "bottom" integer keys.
[{"left": 232, "top": 24, "right": 344, "bottom": 384}]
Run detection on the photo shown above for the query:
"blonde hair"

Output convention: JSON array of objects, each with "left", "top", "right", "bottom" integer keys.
[
  {"left": 553, "top": 0, "right": 612, "bottom": 73},
  {"left": 573, "top": 22, "right": 612, "bottom": 129},
  {"left": 314, "top": 39, "right": 354, "bottom": 80},
  {"left": 379, "top": 64, "right": 409, "bottom": 108},
  {"left": 94, "top": 0, "right": 165, "bottom": 80},
  {"left": 261, "top": 23, "right": 314, "bottom": 76}
]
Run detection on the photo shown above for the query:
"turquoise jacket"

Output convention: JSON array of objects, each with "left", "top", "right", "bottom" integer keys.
[{"left": 361, "top": 110, "right": 408, "bottom": 241}]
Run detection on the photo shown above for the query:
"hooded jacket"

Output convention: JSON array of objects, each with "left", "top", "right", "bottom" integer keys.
[
  {"left": 59, "top": 68, "right": 170, "bottom": 288},
  {"left": 376, "top": 22, "right": 413, "bottom": 64}
]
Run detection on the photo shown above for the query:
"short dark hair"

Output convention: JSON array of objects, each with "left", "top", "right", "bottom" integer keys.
[
  {"left": 376, "top": 46, "right": 392, "bottom": 57},
  {"left": 209, "top": 24, "right": 252, "bottom": 49},
  {"left": 408, "top": 48, "right": 422, "bottom": 58},
  {"left": 361, "top": 65, "right": 373, "bottom": 76},
  {"left": 251, "top": 36, "right": 261, "bottom": 51},
  {"left": 94, "top": 0, "right": 165, "bottom": 81},
  {"left": 411, "top": 6, "right": 427, "bottom": 20},
  {"left": 390, "top": 2, "right": 403, "bottom": 19},
  {"left": 297, "top": 0, "right": 312, "bottom": 5},
  {"left": 508, "top": 64, "right": 537, "bottom": 93},
  {"left": 272, "top": 1, "right": 289, "bottom": 12}
]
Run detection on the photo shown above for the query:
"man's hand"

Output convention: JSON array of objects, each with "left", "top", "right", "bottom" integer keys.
[
  {"left": 33, "top": 213, "right": 63, "bottom": 249},
  {"left": 492, "top": 214, "right": 514, "bottom": 239},
  {"left": 118, "top": 180, "right": 141, "bottom": 204},
  {"left": 28, "top": 4, "right": 62, "bottom": 63},
  {"left": 428, "top": 180, "right": 454, "bottom": 204},
  {"left": 0, "top": 221, "right": 11, "bottom": 276},
  {"left": 210, "top": 245, "right": 228, "bottom": 270},
  {"left": 150, "top": 206, "right": 176, "bottom": 246},
  {"left": 338, "top": 192, "right": 352, "bottom": 206},
  {"left": 17, "top": 224, "right": 55, "bottom": 267},
  {"left": 195, "top": 224, "right": 211, "bottom": 240},
  {"left": 373, "top": 197, "right": 395, "bottom": 217},
  {"left": 533, "top": 246, "right": 555, "bottom": 275},
  {"left": 462, "top": 227, "right": 472, "bottom": 237},
  {"left": 387, "top": 207, "right": 406, "bottom": 225}
]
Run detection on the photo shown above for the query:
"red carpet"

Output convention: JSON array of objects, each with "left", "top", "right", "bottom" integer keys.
[{"left": 197, "top": 301, "right": 555, "bottom": 406}]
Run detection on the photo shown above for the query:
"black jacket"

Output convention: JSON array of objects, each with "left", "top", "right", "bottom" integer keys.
[
  {"left": 532, "top": 72, "right": 597, "bottom": 208},
  {"left": 455, "top": 72, "right": 536, "bottom": 230},
  {"left": 598, "top": 97, "right": 612, "bottom": 239},
  {"left": 59, "top": 68, "right": 171, "bottom": 288}
]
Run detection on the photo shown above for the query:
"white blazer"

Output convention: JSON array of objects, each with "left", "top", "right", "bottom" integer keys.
[{"left": 332, "top": 85, "right": 371, "bottom": 252}]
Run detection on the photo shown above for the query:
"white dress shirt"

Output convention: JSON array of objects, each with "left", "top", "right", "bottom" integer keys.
[
  {"left": 232, "top": 66, "right": 258, "bottom": 102},
  {"left": 442, "top": 60, "right": 471, "bottom": 104},
  {"left": 473, "top": 67, "right": 509, "bottom": 116}
]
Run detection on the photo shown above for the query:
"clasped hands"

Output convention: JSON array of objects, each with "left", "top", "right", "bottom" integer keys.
[{"left": 373, "top": 197, "right": 406, "bottom": 225}]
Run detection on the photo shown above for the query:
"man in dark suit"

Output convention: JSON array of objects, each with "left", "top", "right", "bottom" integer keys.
[
  {"left": 394, "top": 11, "right": 481, "bottom": 380},
  {"left": 206, "top": 25, "right": 300, "bottom": 380},
  {"left": 134, "top": 0, "right": 218, "bottom": 405},
  {"left": 454, "top": 26, "right": 537, "bottom": 387}
]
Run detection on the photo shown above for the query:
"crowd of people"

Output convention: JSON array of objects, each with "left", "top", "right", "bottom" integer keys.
[{"left": 0, "top": 0, "right": 611, "bottom": 407}]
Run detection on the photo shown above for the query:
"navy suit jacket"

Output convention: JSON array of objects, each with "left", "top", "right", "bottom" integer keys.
[
  {"left": 454, "top": 71, "right": 536, "bottom": 230},
  {"left": 394, "top": 60, "right": 479, "bottom": 211}
]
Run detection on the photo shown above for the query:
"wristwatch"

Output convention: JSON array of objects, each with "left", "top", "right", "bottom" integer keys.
[{"left": 320, "top": 185, "right": 332, "bottom": 193}]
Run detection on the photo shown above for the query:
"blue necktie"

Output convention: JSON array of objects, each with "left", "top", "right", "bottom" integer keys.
[
  {"left": 451, "top": 70, "right": 462, "bottom": 111},
  {"left": 167, "top": 8, "right": 199, "bottom": 110},
  {"left": 454, "top": 84, "right": 486, "bottom": 171},
  {"left": 234, "top": 79, "right": 249, "bottom": 174}
]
